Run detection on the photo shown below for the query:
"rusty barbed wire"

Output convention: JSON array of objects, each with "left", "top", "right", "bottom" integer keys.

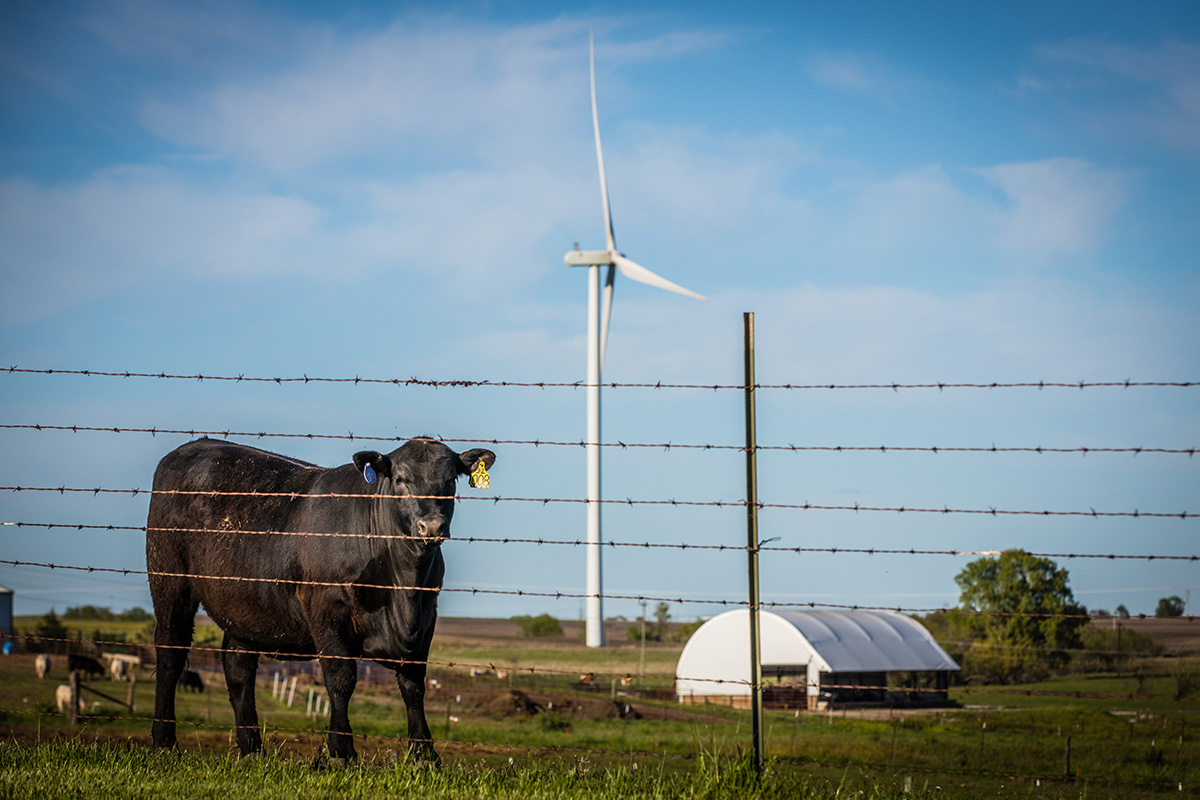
[
  {"left": 0, "top": 558, "right": 743, "bottom": 607},
  {"left": 1, "top": 483, "right": 1193, "bottom": 519},
  {"left": 17, "top": 634, "right": 746, "bottom": 688},
  {"left": 4, "top": 423, "right": 1196, "bottom": 457},
  {"left": 13, "top": 633, "right": 1199, "bottom": 697},
  {"left": 5, "top": 521, "right": 1197, "bottom": 563},
  {"left": 5, "top": 366, "right": 1197, "bottom": 391},
  {"left": 4, "top": 558, "right": 1180, "bottom": 622}
]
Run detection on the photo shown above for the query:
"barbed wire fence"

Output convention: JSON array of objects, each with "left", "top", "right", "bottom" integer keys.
[{"left": 1, "top": 363, "right": 1197, "bottom": 793}]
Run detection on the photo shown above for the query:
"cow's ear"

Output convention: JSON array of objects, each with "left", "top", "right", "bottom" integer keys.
[
  {"left": 352, "top": 451, "right": 392, "bottom": 484},
  {"left": 457, "top": 448, "right": 496, "bottom": 476}
]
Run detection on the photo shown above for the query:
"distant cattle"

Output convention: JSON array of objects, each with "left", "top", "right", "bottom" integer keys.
[
  {"left": 469, "top": 668, "right": 489, "bottom": 679},
  {"left": 55, "top": 684, "right": 78, "bottom": 714},
  {"left": 109, "top": 659, "right": 128, "bottom": 681},
  {"left": 620, "top": 675, "right": 634, "bottom": 687},
  {"left": 579, "top": 673, "right": 595, "bottom": 685},
  {"left": 68, "top": 654, "right": 104, "bottom": 680},
  {"left": 146, "top": 437, "right": 496, "bottom": 762},
  {"left": 35, "top": 655, "right": 51, "bottom": 679},
  {"left": 180, "top": 670, "right": 205, "bottom": 693}
]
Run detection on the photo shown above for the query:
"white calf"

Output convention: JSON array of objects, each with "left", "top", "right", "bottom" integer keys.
[{"left": 55, "top": 684, "right": 79, "bottom": 714}]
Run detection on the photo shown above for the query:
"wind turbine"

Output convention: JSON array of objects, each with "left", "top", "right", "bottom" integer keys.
[{"left": 565, "top": 35, "right": 707, "bottom": 648}]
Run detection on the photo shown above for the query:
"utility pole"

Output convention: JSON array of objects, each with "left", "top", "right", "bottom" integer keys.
[{"left": 639, "top": 599, "right": 647, "bottom": 688}]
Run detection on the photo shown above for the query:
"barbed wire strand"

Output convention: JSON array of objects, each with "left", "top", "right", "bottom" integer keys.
[
  {"left": 7, "top": 558, "right": 1191, "bottom": 622},
  {"left": 2, "top": 484, "right": 1192, "bottom": 519},
  {"left": 13, "top": 634, "right": 1200, "bottom": 699},
  {"left": 5, "top": 367, "right": 1197, "bottom": 392},
  {"left": 16, "top": 635, "right": 747, "bottom": 688},
  {"left": 4, "top": 423, "right": 1195, "bottom": 458},
  {"left": 6, "top": 520, "right": 1196, "bottom": 562}
]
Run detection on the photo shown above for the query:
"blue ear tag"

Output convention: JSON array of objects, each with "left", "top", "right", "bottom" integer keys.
[{"left": 363, "top": 463, "right": 377, "bottom": 485}]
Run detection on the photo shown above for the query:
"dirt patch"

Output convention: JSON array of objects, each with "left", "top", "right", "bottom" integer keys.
[{"left": 481, "top": 690, "right": 541, "bottom": 717}]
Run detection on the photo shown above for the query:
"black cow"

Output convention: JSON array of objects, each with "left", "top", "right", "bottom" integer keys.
[
  {"left": 180, "top": 669, "right": 205, "bottom": 693},
  {"left": 146, "top": 437, "right": 495, "bottom": 761},
  {"left": 67, "top": 654, "right": 104, "bottom": 681}
]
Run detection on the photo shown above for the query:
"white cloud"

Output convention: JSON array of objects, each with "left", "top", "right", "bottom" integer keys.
[
  {"left": 610, "top": 124, "right": 814, "bottom": 248},
  {"left": 804, "top": 50, "right": 914, "bottom": 106},
  {"left": 1030, "top": 37, "right": 1200, "bottom": 156},
  {"left": 837, "top": 164, "right": 985, "bottom": 253},
  {"left": 131, "top": 18, "right": 730, "bottom": 177},
  {"left": 972, "top": 158, "right": 1130, "bottom": 263},
  {"left": 0, "top": 168, "right": 325, "bottom": 322},
  {"left": 624, "top": 281, "right": 1195, "bottom": 387}
]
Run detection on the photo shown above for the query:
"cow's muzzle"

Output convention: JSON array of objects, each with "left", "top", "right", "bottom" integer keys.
[{"left": 415, "top": 515, "right": 448, "bottom": 542}]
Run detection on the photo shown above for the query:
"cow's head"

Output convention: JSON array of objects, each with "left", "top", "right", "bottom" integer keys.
[{"left": 353, "top": 439, "right": 496, "bottom": 545}]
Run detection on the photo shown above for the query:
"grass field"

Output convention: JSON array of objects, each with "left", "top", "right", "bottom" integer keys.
[{"left": 3, "top": 616, "right": 1198, "bottom": 797}]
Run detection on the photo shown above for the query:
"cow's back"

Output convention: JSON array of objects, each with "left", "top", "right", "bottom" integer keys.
[{"left": 146, "top": 439, "right": 330, "bottom": 647}]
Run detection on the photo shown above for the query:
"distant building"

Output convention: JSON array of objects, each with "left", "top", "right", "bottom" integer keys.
[
  {"left": 0, "top": 584, "right": 12, "bottom": 638},
  {"left": 675, "top": 609, "right": 959, "bottom": 710}
]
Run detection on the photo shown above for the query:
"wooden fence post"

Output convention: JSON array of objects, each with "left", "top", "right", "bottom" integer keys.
[{"left": 69, "top": 670, "right": 80, "bottom": 725}]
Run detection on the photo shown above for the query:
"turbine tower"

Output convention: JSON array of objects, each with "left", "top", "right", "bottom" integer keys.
[{"left": 565, "top": 35, "right": 707, "bottom": 648}]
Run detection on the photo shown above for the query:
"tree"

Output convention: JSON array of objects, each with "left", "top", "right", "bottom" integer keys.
[
  {"left": 1156, "top": 596, "right": 1185, "bottom": 618},
  {"left": 653, "top": 602, "right": 671, "bottom": 639},
  {"left": 512, "top": 613, "right": 563, "bottom": 637},
  {"left": 1116, "top": 604, "right": 1130, "bottom": 619},
  {"left": 118, "top": 606, "right": 153, "bottom": 622},
  {"left": 671, "top": 617, "right": 705, "bottom": 643},
  {"left": 953, "top": 550, "right": 1088, "bottom": 683},
  {"left": 31, "top": 609, "right": 70, "bottom": 653},
  {"left": 63, "top": 605, "right": 114, "bottom": 621}
]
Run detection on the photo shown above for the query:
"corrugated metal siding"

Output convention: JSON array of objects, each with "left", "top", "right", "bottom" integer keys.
[{"left": 772, "top": 609, "right": 960, "bottom": 673}]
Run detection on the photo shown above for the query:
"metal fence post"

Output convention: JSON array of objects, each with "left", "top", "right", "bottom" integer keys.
[{"left": 744, "top": 311, "right": 764, "bottom": 775}]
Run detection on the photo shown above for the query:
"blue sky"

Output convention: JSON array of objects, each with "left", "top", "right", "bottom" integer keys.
[{"left": 1, "top": 1, "right": 1197, "bottom": 627}]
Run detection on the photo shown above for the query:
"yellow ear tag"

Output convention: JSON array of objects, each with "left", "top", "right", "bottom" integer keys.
[{"left": 469, "top": 460, "right": 490, "bottom": 489}]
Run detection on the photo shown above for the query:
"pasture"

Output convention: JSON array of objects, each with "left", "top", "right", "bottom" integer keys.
[{"left": 2, "top": 617, "right": 1198, "bottom": 798}]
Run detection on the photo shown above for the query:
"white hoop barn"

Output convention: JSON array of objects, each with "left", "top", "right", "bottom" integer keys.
[{"left": 675, "top": 609, "right": 959, "bottom": 710}]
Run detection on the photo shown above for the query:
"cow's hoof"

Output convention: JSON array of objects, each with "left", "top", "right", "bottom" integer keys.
[{"left": 408, "top": 743, "right": 441, "bottom": 767}]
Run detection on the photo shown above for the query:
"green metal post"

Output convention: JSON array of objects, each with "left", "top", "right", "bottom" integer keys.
[{"left": 744, "top": 312, "right": 764, "bottom": 775}]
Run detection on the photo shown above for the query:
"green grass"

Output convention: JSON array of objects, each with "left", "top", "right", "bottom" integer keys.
[
  {"left": 6, "top": 633, "right": 1199, "bottom": 798},
  {"left": 5, "top": 738, "right": 1188, "bottom": 800},
  {"left": 951, "top": 671, "right": 1196, "bottom": 713}
]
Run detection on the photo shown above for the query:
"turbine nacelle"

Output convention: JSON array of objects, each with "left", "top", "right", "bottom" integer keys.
[{"left": 564, "top": 249, "right": 616, "bottom": 266}]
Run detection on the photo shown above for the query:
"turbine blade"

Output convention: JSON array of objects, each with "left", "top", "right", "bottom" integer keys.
[
  {"left": 599, "top": 264, "right": 616, "bottom": 371},
  {"left": 591, "top": 32, "right": 617, "bottom": 253},
  {"left": 612, "top": 253, "right": 708, "bottom": 301}
]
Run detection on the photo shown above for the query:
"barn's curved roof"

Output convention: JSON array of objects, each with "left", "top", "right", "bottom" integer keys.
[{"left": 675, "top": 609, "right": 958, "bottom": 697}]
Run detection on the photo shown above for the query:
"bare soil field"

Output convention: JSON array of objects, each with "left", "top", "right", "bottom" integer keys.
[{"left": 1118, "top": 616, "right": 1200, "bottom": 653}]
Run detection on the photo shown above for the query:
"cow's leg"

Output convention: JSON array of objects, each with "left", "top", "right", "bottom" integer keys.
[
  {"left": 397, "top": 659, "right": 438, "bottom": 763},
  {"left": 221, "top": 635, "right": 262, "bottom": 756},
  {"left": 150, "top": 585, "right": 197, "bottom": 749},
  {"left": 301, "top": 592, "right": 360, "bottom": 761},
  {"left": 319, "top": 653, "right": 358, "bottom": 761}
]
